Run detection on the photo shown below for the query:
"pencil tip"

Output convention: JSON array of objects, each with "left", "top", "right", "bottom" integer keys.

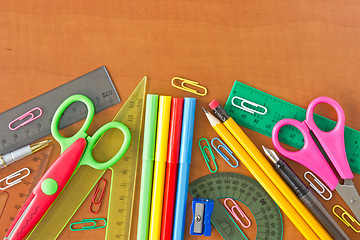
[{"left": 202, "top": 106, "right": 208, "bottom": 114}]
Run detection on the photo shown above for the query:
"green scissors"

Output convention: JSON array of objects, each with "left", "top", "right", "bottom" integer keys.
[{"left": 5, "top": 94, "right": 130, "bottom": 240}]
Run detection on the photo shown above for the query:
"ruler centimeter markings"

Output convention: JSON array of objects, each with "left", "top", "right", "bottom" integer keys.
[
  {"left": 224, "top": 81, "right": 360, "bottom": 174},
  {"left": 0, "top": 147, "right": 52, "bottom": 239},
  {"left": 188, "top": 172, "right": 283, "bottom": 240},
  {"left": 0, "top": 66, "right": 120, "bottom": 156},
  {"left": 28, "top": 77, "right": 146, "bottom": 240}
]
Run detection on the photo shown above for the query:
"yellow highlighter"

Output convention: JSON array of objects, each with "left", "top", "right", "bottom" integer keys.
[
  {"left": 149, "top": 96, "right": 172, "bottom": 240},
  {"left": 208, "top": 101, "right": 332, "bottom": 240},
  {"left": 203, "top": 108, "right": 323, "bottom": 240}
]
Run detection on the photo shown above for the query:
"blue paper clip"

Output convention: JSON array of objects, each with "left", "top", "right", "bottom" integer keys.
[
  {"left": 211, "top": 138, "right": 239, "bottom": 168},
  {"left": 190, "top": 198, "right": 214, "bottom": 236},
  {"left": 69, "top": 218, "right": 107, "bottom": 231},
  {"left": 199, "top": 138, "right": 218, "bottom": 173}
]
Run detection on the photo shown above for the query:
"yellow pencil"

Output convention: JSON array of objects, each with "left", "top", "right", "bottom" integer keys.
[
  {"left": 149, "top": 96, "right": 172, "bottom": 240},
  {"left": 203, "top": 108, "right": 330, "bottom": 240}
]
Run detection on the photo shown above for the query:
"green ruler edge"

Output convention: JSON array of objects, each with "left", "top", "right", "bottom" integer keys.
[{"left": 224, "top": 81, "right": 360, "bottom": 174}]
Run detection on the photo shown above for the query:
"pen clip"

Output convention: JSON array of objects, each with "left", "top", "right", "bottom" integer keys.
[
  {"left": 199, "top": 138, "right": 217, "bottom": 173},
  {"left": 171, "top": 77, "right": 207, "bottom": 96},
  {"left": 304, "top": 171, "right": 332, "bottom": 200},
  {"left": 0, "top": 168, "right": 31, "bottom": 190},
  {"left": 211, "top": 138, "right": 239, "bottom": 168},
  {"left": 89, "top": 178, "right": 107, "bottom": 214},
  {"left": 224, "top": 198, "right": 251, "bottom": 228},
  {"left": 231, "top": 96, "right": 267, "bottom": 115},
  {"left": 333, "top": 205, "right": 360, "bottom": 233}
]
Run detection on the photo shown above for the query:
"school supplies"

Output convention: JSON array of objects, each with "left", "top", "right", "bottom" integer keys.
[
  {"left": 161, "top": 98, "right": 183, "bottom": 240},
  {"left": 0, "top": 168, "right": 30, "bottom": 190},
  {"left": 224, "top": 81, "right": 360, "bottom": 174},
  {"left": 28, "top": 78, "right": 146, "bottom": 240},
  {"left": 8, "top": 107, "right": 43, "bottom": 131},
  {"left": 204, "top": 105, "right": 331, "bottom": 240},
  {"left": 211, "top": 138, "right": 239, "bottom": 168},
  {"left": 0, "top": 146, "right": 52, "bottom": 239},
  {"left": 333, "top": 205, "right": 360, "bottom": 233},
  {"left": 69, "top": 218, "right": 107, "bottom": 231},
  {"left": 149, "top": 96, "right": 171, "bottom": 240},
  {"left": 272, "top": 96, "right": 360, "bottom": 221},
  {"left": 223, "top": 198, "right": 251, "bottom": 229},
  {"left": 189, "top": 172, "right": 283, "bottom": 240},
  {"left": 171, "top": 77, "right": 207, "bottom": 96},
  {"left": 304, "top": 171, "right": 332, "bottom": 200},
  {"left": 0, "top": 140, "right": 51, "bottom": 169},
  {"left": 0, "top": 66, "right": 120, "bottom": 157},
  {"left": 4, "top": 94, "right": 131, "bottom": 240},
  {"left": 190, "top": 198, "right": 214, "bottom": 236},
  {"left": 263, "top": 146, "right": 350, "bottom": 240},
  {"left": 137, "top": 94, "right": 159, "bottom": 240},
  {"left": 199, "top": 138, "right": 217, "bottom": 173},
  {"left": 173, "top": 98, "right": 196, "bottom": 240},
  {"left": 89, "top": 178, "right": 107, "bottom": 214}
]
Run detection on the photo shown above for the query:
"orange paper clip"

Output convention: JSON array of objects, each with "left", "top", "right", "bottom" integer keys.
[
  {"left": 171, "top": 77, "right": 207, "bottom": 96},
  {"left": 333, "top": 205, "right": 360, "bottom": 233},
  {"left": 89, "top": 178, "right": 107, "bottom": 214},
  {"left": 224, "top": 198, "right": 251, "bottom": 228},
  {"left": 8, "top": 107, "right": 43, "bottom": 131}
]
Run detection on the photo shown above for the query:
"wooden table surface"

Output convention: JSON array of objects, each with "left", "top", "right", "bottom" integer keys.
[{"left": 1, "top": 0, "right": 360, "bottom": 239}]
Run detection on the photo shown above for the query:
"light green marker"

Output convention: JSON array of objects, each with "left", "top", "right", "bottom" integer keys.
[{"left": 137, "top": 94, "right": 159, "bottom": 240}]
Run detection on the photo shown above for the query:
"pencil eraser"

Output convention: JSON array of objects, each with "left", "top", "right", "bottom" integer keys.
[{"left": 209, "top": 99, "right": 219, "bottom": 110}]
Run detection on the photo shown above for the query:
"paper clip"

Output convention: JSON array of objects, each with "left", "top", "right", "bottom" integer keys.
[
  {"left": 199, "top": 138, "right": 217, "bottom": 173},
  {"left": 0, "top": 168, "right": 30, "bottom": 190},
  {"left": 231, "top": 96, "right": 267, "bottom": 115},
  {"left": 333, "top": 205, "right": 360, "bottom": 233},
  {"left": 304, "top": 171, "right": 332, "bottom": 200},
  {"left": 70, "top": 218, "right": 107, "bottom": 231},
  {"left": 224, "top": 198, "right": 251, "bottom": 228},
  {"left": 171, "top": 77, "right": 207, "bottom": 96},
  {"left": 211, "top": 138, "right": 239, "bottom": 168},
  {"left": 8, "top": 107, "right": 43, "bottom": 131},
  {"left": 89, "top": 178, "right": 107, "bottom": 214}
]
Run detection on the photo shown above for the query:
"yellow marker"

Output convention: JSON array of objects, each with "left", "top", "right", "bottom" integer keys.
[
  {"left": 203, "top": 108, "right": 327, "bottom": 240},
  {"left": 149, "top": 96, "right": 172, "bottom": 240}
]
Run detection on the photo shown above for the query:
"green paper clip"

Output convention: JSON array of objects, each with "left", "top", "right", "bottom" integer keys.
[
  {"left": 69, "top": 218, "right": 107, "bottom": 231},
  {"left": 199, "top": 138, "right": 217, "bottom": 173}
]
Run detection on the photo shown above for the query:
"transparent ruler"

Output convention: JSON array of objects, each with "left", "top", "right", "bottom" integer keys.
[{"left": 28, "top": 77, "right": 146, "bottom": 240}]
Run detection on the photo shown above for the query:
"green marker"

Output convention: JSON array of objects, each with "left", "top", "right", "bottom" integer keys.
[{"left": 137, "top": 94, "right": 159, "bottom": 240}]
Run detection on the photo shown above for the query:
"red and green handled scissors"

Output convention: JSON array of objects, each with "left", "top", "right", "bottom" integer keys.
[{"left": 4, "top": 94, "right": 131, "bottom": 240}]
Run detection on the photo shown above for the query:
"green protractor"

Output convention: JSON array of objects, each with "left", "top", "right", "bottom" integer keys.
[{"left": 188, "top": 172, "right": 283, "bottom": 240}]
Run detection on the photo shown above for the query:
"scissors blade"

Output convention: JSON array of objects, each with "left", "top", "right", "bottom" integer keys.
[{"left": 336, "top": 179, "right": 360, "bottom": 222}]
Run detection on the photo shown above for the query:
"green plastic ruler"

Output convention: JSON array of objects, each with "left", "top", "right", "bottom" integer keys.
[
  {"left": 224, "top": 81, "right": 360, "bottom": 174},
  {"left": 28, "top": 77, "right": 146, "bottom": 240},
  {"left": 188, "top": 172, "right": 283, "bottom": 240}
]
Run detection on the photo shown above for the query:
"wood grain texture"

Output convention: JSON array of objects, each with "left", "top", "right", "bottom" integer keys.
[{"left": 1, "top": 0, "right": 360, "bottom": 239}]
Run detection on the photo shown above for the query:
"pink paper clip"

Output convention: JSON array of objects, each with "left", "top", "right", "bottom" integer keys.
[
  {"left": 8, "top": 107, "right": 43, "bottom": 131},
  {"left": 89, "top": 178, "right": 107, "bottom": 214},
  {"left": 224, "top": 198, "right": 251, "bottom": 228}
]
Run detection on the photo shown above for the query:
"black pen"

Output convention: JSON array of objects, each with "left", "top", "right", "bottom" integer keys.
[{"left": 262, "top": 146, "right": 350, "bottom": 240}]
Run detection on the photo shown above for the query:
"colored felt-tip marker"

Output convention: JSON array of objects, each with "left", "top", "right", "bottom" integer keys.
[
  {"left": 161, "top": 98, "right": 184, "bottom": 240},
  {"left": 137, "top": 94, "right": 159, "bottom": 240},
  {"left": 149, "top": 96, "right": 172, "bottom": 240},
  {"left": 173, "top": 98, "right": 196, "bottom": 240}
]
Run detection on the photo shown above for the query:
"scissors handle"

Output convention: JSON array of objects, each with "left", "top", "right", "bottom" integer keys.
[
  {"left": 305, "top": 96, "right": 353, "bottom": 180},
  {"left": 80, "top": 121, "right": 131, "bottom": 170},
  {"left": 51, "top": 95, "right": 95, "bottom": 152},
  {"left": 272, "top": 118, "right": 339, "bottom": 190}
]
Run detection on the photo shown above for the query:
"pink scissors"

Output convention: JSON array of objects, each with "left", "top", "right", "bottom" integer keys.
[{"left": 272, "top": 96, "right": 360, "bottom": 221}]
